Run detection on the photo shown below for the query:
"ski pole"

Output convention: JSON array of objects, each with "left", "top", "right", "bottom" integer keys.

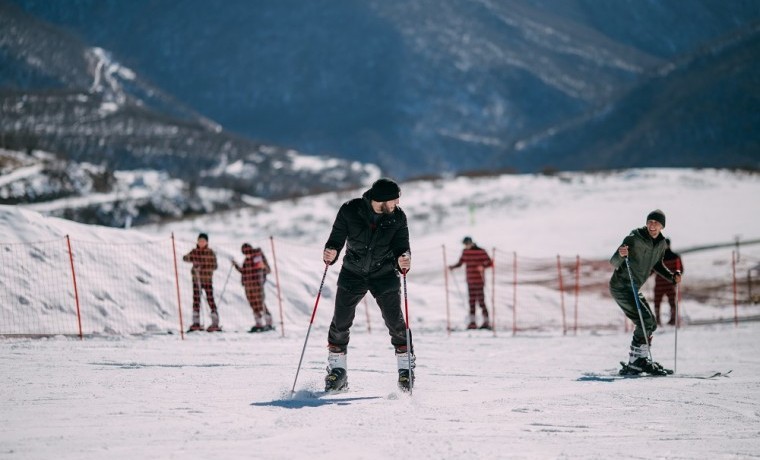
[
  {"left": 450, "top": 268, "right": 467, "bottom": 325},
  {"left": 401, "top": 267, "right": 413, "bottom": 395},
  {"left": 290, "top": 263, "right": 330, "bottom": 397},
  {"left": 674, "top": 270, "right": 681, "bottom": 373},
  {"left": 216, "top": 262, "right": 234, "bottom": 308},
  {"left": 624, "top": 257, "right": 653, "bottom": 361},
  {"left": 451, "top": 269, "right": 466, "bottom": 305}
]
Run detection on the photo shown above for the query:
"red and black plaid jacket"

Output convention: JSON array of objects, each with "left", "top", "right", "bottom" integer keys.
[
  {"left": 451, "top": 245, "right": 493, "bottom": 287},
  {"left": 653, "top": 250, "right": 683, "bottom": 295}
]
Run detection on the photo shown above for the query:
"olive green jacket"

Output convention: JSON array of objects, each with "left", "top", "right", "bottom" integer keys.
[{"left": 610, "top": 227, "right": 675, "bottom": 290}]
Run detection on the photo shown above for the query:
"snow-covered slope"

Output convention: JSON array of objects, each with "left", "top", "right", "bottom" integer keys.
[
  {"left": 142, "top": 168, "right": 760, "bottom": 256},
  {"left": 2, "top": 168, "right": 760, "bottom": 459},
  {"left": 2, "top": 168, "right": 759, "bottom": 336}
]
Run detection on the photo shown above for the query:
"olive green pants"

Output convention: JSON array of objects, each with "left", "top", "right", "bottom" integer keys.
[{"left": 610, "top": 282, "right": 658, "bottom": 345}]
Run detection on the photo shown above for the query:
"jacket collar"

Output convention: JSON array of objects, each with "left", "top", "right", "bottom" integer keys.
[{"left": 636, "top": 226, "right": 665, "bottom": 244}]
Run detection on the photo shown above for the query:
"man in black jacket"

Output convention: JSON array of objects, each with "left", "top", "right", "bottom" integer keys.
[{"left": 322, "top": 178, "right": 413, "bottom": 391}]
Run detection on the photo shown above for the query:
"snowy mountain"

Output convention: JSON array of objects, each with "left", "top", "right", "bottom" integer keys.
[
  {"left": 3, "top": 0, "right": 759, "bottom": 228},
  {"left": 5, "top": 0, "right": 759, "bottom": 176},
  {"left": 0, "top": 1, "right": 380, "bottom": 226}
]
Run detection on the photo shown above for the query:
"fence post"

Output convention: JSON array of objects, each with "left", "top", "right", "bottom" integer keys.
[
  {"left": 556, "top": 255, "right": 567, "bottom": 335},
  {"left": 269, "top": 236, "right": 285, "bottom": 337},
  {"left": 512, "top": 251, "right": 517, "bottom": 336},
  {"left": 442, "top": 245, "right": 451, "bottom": 335},
  {"left": 574, "top": 255, "right": 580, "bottom": 335},
  {"left": 65, "top": 235, "right": 83, "bottom": 340},
  {"left": 491, "top": 247, "right": 497, "bottom": 337},
  {"left": 170, "top": 233, "right": 185, "bottom": 340},
  {"left": 732, "top": 250, "right": 738, "bottom": 327}
]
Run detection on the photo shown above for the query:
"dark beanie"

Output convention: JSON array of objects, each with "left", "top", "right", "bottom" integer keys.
[
  {"left": 646, "top": 209, "right": 666, "bottom": 228},
  {"left": 369, "top": 178, "right": 400, "bottom": 202},
  {"left": 462, "top": 236, "right": 473, "bottom": 244},
  {"left": 198, "top": 233, "right": 209, "bottom": 241}
]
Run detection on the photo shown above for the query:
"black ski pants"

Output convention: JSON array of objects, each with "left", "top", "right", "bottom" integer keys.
[{"left": 328, "top": 268, "right": 410, "bottom": 351}]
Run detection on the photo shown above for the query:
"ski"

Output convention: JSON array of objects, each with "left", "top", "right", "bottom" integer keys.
[
  {"left": 187, "top": 326, "right": 222, "bottom": 333},
  {"left": 580, "top": 369, "right": 732, "bottom": 382}
]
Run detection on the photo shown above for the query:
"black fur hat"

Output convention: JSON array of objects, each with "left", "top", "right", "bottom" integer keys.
[{"left": 368, "top": 178, "right": 400, "bottom": 202}]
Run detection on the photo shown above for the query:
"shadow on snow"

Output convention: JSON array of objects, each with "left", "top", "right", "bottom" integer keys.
[{"left": 251, "top": 394, "right": 383, "bottom": 409}]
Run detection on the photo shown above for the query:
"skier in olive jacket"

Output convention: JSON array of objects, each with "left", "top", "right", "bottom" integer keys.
[
  {"left": 321, "top": 178, "right": 413, "bottom": 391},
  {"left": 609, "top": 210, "right": 682, "bottom": 375}
]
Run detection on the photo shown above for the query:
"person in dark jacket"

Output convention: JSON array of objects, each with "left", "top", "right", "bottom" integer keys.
[
  {"left": 322, "top": 178, "right": 413, "bottom": 391},
  {"left": 651, "top": 238, "right": 684, "bottom": 326},
  {"left": 449, "top": 236, "right": 493, "bottom": 329},
  {"left": 183, "top": 233, "right": 220, "bottom": 332},
  {"left": 609, "top": 210, "right": 682, "bottom": 375},
  {"left": 233, "top": 243, "right": 273, "bottom": 332}
]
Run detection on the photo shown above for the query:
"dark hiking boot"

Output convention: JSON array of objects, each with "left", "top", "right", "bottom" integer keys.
[
  {"left": 479, "top": 322, "right": 491, "bottom": 330},
  {"left": 206, "top": 324, "right": 222, "bottom": 332},
  {"left": 187, "top": 323, "right": 203, "bottom": 332},
  {"left": 325, "top": 368, "right": 348, "bottom": 392},
  {"left": 467, "top": 322, "right": 477, "bottom": 330}
]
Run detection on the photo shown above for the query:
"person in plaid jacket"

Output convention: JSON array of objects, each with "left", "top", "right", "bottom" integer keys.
[
  {"left": 449, "top": 236, "right": 493, "bottom": 329},
  {"left": 233, "top": 243, "right": 273, "bottom": 332},
  {"left": 651, "top": 238, "right": 684, "bottom": 326},
  {"left": 183, "top": 233, "right": 220, "bottom": 332}
]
